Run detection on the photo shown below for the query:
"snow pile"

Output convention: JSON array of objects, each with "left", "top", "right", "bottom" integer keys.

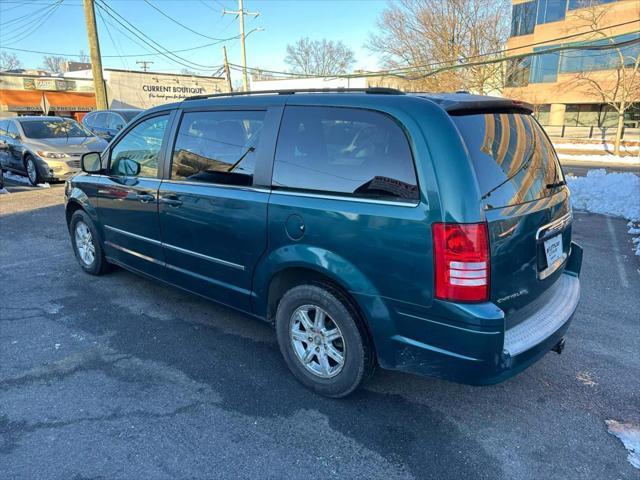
[
  {"left": 557, "top": 153, "right": 640, "bottom": 165},
  {"left": 554, "top": 143, "right": 640, "bottom": 152},
  {"left": 567, "top": 169, "right": 640, "bottom": 256},
  {"left": 606, "top": 420, "right": 640, "bottom": 469},
  {"left": 2, "top": 171, "right": 50, "bottom": 188}
]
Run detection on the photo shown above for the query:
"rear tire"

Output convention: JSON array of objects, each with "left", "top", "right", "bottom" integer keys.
[
  {"left": 69, "top": 210, "right": 109, "bottom": 275},
  {"left": 25, "top": 155, "right": 41, "bottom": 186},
  {"left": 275, "top": 284, "right": 374, "bottom": 398}
]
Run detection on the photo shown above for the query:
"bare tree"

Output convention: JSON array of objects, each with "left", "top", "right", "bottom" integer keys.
[
  {"left": 284, "top": 38, "right": 356, "bottom": 76},
  {"left": 78, "top": 50, "right": 89, "bottom": 63},
  {"left": 0, "top": 51, "right": 22, "bottom": 71},
  {"left": 368, "top": 0, "right": 510, "bottom": 93},
  {"left": 568, "top": 3, "right": 640, "bottom": 154},
  {"left": 42, "top": 55, "right": 68, "bottom": 74}
]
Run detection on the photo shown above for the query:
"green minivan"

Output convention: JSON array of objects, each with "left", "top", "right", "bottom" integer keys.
[{"left": 65, "top": 88, "right": 582, "bottom": 397}]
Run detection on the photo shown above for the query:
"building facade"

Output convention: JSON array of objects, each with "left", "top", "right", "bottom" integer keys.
[
  {"left": 0, "top": 69, "right": 227, "bottom": 119},
  {"left": 503, "top": 0, "right": 640, "bottom": 134}
]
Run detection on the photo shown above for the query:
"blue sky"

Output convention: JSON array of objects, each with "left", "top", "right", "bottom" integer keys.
[{"left": 0, "top": 0, "right": 389, "bottom": 78}]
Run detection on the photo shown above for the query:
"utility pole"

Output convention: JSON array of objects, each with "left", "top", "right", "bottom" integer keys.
[
  {"left": 223, "top": 0, "right": 259, "bottom": 92},
  {"left": 136, "top": 60, "right": 154, "bottom": 72},
  {"left": 82, "top": 0, "right": 108, "bottom": 110},
  {"left": 222, "top": 46, "right": 233, "bottom": 92}
]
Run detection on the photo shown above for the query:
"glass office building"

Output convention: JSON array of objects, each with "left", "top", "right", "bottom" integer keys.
[{"left": 503, "top": 0, "right": 640, "bottom": 130}]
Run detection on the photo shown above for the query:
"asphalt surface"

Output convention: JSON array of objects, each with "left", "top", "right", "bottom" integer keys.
[{"left": 1, "top": 182, "right": 639, "bottom": 480}]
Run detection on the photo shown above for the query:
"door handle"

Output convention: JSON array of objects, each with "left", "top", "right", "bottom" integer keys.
[
  {"left": 136, "top": 192, "right": 155, "bottom": 203},
  {"left": 160, "top": 195, "right": 183, "bottom": 207}
]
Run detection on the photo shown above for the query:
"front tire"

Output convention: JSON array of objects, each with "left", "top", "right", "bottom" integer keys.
[
  {"left": 25, "top": 155, "right": 41, "bottom": 186},
  {"left": 69, "top": 210, "right": 109, "bottom": 275},
  {"left": 275, "top": 284, "right": 374, "bottom": 398}
]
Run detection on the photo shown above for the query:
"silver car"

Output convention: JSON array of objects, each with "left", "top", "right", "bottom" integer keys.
[{"left": 0, "top": 116, "right": 108, "bottom": 186}]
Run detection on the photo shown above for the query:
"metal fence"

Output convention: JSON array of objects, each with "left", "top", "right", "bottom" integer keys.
[{"left": 542, "top": 125, "right": 640, "bottom": 141}]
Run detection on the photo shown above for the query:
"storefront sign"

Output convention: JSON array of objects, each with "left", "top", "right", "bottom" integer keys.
[
  {"left": 140, "top": 84, "right": 206, "bottom": 101},
  {"left": 23, "top": 78, "right": 77, "bottom": 91}
]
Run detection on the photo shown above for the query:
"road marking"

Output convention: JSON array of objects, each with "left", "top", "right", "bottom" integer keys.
[
  {"left": 606, "top": 216, "right": 629, "bottom": 289},
  {"left": 0, "top": 252, "right": 69, "bottom": 271}
]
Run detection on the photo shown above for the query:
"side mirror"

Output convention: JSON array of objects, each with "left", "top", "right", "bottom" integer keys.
[
  {"left": 114, "top": 157, "right": 141, "bottom": 176},
  {"left": 81, "top": 152, "right": 102, "bottom": 174}
]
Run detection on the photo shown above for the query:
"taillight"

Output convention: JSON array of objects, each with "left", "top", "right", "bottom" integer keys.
[{"left": 432, "top": 222, "right": 490, "bottom": 302}]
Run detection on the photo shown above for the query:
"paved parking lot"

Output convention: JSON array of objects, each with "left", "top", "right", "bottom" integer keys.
[{"left": 1, "top": 183, "right": 639, "bottom": 479}]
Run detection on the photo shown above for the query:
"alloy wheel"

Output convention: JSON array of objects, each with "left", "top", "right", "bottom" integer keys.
[
  {"left": 74, "top": 221, "right": 95, "bottom": 266},
  {"left": 26, "top": 158, "right": 37, "bottom": 184},
  {"left": 289, "top": 304, "right": 345, "bottom": 379}
]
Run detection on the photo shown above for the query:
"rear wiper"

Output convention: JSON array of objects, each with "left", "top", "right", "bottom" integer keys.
[
  {"left": 546, "top": 180, "right": 566, "bottom": 189},
  {"left": 481, "top": 135, "right": 537, "bottom": 201}
]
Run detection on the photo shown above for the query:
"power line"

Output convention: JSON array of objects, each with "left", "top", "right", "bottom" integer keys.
[
  {"left": 226, "top": 35, "right": 640, "bottom": 81},
  {"left": 141, "top": 0, "right": 234, "bottom": 41},
  {"left": 94, "top": 0, "right": 222, "bottom": 71}
]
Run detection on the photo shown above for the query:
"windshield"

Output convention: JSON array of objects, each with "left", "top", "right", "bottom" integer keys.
[
  {"left": 452, "top": 113, "right": 563, "bottom": 208},
  {"left": 21, "top": 119, "right": 92, "bottom": 139}
]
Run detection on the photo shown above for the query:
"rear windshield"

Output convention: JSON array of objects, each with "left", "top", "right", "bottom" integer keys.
[
  {"left": 21, "top": 119, "right": 91, "bottom": 139},
  {"left": 452, "top": 113, "right": 562, "bottom": 208}
]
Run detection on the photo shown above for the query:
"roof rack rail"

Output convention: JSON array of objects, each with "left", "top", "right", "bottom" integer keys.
[{"left": 184, "top": 87, "right": 405, "bottom": 101}]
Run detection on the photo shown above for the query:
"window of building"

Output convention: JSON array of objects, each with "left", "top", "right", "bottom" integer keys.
[
  {"left": 535, "top": 105, "right": 552, "bottom": 125},
  {"left": 506, "top": 56, "right": 532, "bottom": 87},
  {"left": 536, "top": 0, "right": 567, "bottom": 24},
  {"left": 529, "top": 47, "right": 560, "bottom": 83},
  {"left": 624, "top": 103, "right": 640, "bottom": 128},
  {"left": 272, "top": 106, "right": 419, "bottom": 202},
  {"left": 171, "top": 110, "right": 265, "bottom": 186},
  {"left": 568, "top": 0, "right": 618, "bottom": 10},
  {"left": 560, "top": 32, "right": 640, "bottom": 73},
  {"left": 110, "top": 115, "right": 168, "bottom": 178},
  {"left": 511, "top": 1, "right": 537, "bottom": 37}
]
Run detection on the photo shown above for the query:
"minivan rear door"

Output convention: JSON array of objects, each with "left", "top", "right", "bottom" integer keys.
[{"left": 452, "top": 112, "right": 571, "bottom": 314}]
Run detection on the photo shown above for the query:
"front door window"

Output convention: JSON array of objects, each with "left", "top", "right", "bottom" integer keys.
[{"left": 109, "top": 115, "right": 168, "bottom": 178}]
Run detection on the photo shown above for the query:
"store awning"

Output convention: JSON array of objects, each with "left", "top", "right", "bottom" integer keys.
[
  {"left": 43, "top": 91, "right": 96, "bottom": 112},
  {"left": 0, "top": 89, "right": 44, "bottom": 112}
]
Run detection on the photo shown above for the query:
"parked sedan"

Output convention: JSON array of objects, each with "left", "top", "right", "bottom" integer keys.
[
  {"left": 0, "top": 116, "right": 108, "bottom": 185},
  {"left": 82, "top": 109, "right": 142, "bottom": 142}
]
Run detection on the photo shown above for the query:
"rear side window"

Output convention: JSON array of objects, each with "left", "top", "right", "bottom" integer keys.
[
  {"left": 452, "top": 113, "right": 562, "bottom": 208},
  {"left": 92, "top": 112, "right": 107, "bottom": 129},
  {"left": 171, "top": 110, "right": 265, "bottom": 186},
  {"left": 272, "top": 106, "right": 418, "bottom": 202}
]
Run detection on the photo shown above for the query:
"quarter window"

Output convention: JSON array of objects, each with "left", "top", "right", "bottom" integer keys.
[
  {"left": 272, "top": 106, "right": 418, "bottom": 202},
  {"left": 109, "top": 115, "right": 168, "bottom": 177},
  {"left": 171, "top": 110, "right": 265, "bottom": 186}
]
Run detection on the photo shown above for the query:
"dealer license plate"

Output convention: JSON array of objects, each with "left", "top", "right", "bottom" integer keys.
[{"left": 544, "top": 234, "right": 563, "bottom": 267}]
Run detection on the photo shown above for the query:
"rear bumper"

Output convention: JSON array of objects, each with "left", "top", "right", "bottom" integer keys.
[{"left": 368, "top": 243, "right": 583, "bottom": 385}]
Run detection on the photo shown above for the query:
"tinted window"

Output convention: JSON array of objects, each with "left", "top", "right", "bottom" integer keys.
[
  {"left": 506, "top": 57, "right": 531, "bottom": 87},
  {"left": 171, "top": 111, "right": 265, "bottom": 186},
  {"left": 110, "top": 115, "right": 168, "bottom": 178},
  {"left": 529, "top": 47, "right": 559, "bottom": 83},
  {"left": 273, "top": 106, "right": 418, "bottom": 202},
  {"left": 453, "top": 113, "right": 563, "bottom": 208},
  {"left": 536, "top": 0, "right": 566, "bottom": 24},
  {"left": 568, "top": 0, "right": 617, "bottom": 9},
  {"left": 510, "top": 1, "right": 536, "bottom": 37}
]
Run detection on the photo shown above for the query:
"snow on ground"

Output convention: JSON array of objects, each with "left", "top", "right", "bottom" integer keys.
[
  {"left": 567, "top": 169, "right": 640, "bottom": 256},
  {"left": 557, "top": 153, "right": 640, "bottom": 165},
  {"left": 2, "top": 171, "right": 50, "bottom": 188},
  {"left": 554, "top": 143, "right": 640, "bottom": 152},
  {"left": 606, "top": 420, "right": 640, "bottom": 469}
]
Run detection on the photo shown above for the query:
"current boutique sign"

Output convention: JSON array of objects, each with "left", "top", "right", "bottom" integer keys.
[{"left": 141, "top": 84, "right": 206, "bottom": 101}]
